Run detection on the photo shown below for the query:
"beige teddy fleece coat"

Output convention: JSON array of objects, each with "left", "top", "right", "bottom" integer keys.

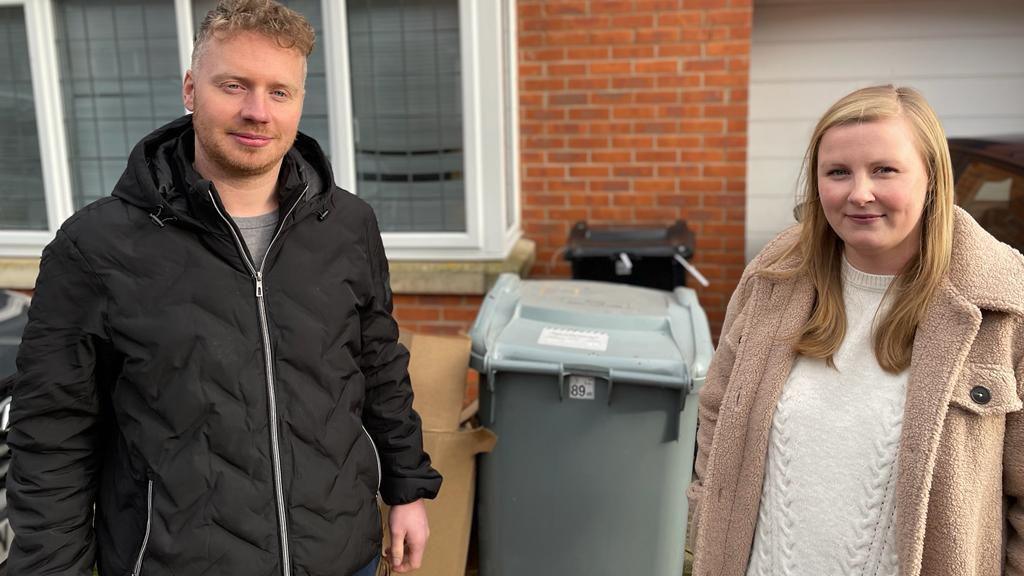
[{"left": 689, "top": 208, "right": 1024, "bottom": 575}]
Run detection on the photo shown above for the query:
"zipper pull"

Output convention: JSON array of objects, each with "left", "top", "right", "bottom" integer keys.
[{"left": 256, "top": 272, "right": 264, "bottom": 298}]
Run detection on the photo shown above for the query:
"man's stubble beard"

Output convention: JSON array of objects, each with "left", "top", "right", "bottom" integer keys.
[{"left": 191, "top": 104, "right": 293, "bottom": 179}]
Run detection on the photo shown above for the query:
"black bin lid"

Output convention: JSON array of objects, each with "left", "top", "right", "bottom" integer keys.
[{"left": 564, "top": 220, "right": 695, "bottom": 260}]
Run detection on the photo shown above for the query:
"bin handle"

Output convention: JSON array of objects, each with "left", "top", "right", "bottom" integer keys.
[
  {"left": 617, "top": 252, "right": 633, "bottom": 275},
  {"left": 674, "top": 253, "right": 709, "bottom": 287}
]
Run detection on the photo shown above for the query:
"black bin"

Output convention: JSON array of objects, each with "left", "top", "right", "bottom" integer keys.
[{"left": 564, "top": 220, "right": 696, "bottom": 291}]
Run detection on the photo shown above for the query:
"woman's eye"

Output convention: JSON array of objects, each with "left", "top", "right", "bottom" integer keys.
[
  {"left": 826, "top": 168, "right": 849, "bottom": 177},
  {"left": 875, "top": 166, "right": 898, "bottom": 174}
]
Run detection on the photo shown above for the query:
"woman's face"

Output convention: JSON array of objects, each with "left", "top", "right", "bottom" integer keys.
[{"left": 817, "top": 116, "right": 930, "bottom": 275}]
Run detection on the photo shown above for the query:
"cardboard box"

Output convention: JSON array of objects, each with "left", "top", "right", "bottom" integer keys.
[
  {"left": 384, "top": 331, "right": 496, "bottom": 576},
  {"left": 399, "top": 332, "right": 471, "bottom": 431}
]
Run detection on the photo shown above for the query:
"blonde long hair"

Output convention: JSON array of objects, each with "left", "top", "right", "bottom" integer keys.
[{"left": 768, "top": 85, "right": 954, "bottom": 373}]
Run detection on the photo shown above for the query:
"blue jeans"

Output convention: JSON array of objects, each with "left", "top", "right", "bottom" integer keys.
[{"left": 352, "top": 556, "right": 380, "bottom": 576}]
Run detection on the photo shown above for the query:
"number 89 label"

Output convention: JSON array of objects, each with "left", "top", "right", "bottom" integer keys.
[{"left": 567, "top": 375, "right": 595, "bottom": 400}]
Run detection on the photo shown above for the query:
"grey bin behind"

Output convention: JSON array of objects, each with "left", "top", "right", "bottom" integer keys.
[{"left": 469, "top": 274, "right": 712, "bottom": 576}]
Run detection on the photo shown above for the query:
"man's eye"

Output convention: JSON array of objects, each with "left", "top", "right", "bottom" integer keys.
[
  {"left": 223, "top": 83, "right": 243, "bottom": 92},
  {"left": 272, "top": 90, "right": 289, "bottom": 98}
]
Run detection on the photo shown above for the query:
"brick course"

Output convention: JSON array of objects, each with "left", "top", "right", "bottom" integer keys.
[{"left": 393, "top": 294, "right": 485, "bottom": 336}]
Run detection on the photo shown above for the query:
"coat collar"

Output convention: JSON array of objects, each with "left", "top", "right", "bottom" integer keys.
[
  {"left": 944, "top": 206, "right": 1024, "bottom": 315},
  {"left": 112, "top": 114, "right": 336, "bottom": 234}
]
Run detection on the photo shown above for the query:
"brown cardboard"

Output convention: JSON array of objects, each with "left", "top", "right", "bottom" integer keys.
[
  {"left": 399, "top": 332, "right": 471, "bottom": 431},
  {"left": 383, "top": 426, "right": 497, "bottom": 576},
  {"left": 386, "top": 331, "right": 494, "bottom": 575}
]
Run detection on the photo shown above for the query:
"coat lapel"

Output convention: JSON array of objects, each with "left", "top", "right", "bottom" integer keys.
[{"left": 895, "top": 281, "right": 982, "bottom": 576}]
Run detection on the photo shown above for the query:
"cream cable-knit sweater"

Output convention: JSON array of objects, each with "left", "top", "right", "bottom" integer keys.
[{"left": 746, "top": 259, "right": 908, "bottom": 576}]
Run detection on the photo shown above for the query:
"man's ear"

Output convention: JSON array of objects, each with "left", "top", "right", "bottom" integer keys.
[{"left": 183, "top": 69, "right": 196, "bottom": 112}]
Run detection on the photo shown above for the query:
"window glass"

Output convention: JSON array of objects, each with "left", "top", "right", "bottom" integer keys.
[
  {"left": 347, "top": 0, "right": 464, "bottom": 232},
  {"left": 0, "top": 6, "right": 48, "bottom": 230},
  {"left": 55, "top": 0, "right": 182, "bottom": 209}
]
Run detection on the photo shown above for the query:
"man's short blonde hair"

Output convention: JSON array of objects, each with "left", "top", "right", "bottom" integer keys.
[{"left": 192, "top": 0, "right": 315, "bottom": 70}]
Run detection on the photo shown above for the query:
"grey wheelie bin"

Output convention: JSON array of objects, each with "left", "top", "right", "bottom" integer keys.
[{"left": 469, "top": 274, "right": 713, "bottom": 576}]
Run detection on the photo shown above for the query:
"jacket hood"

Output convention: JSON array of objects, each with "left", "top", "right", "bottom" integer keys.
[{"left": 111, "top": 114, "right": 336, "bottom": 230}]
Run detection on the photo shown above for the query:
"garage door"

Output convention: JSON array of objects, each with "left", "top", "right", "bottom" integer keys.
[{"left": 746, "top": 0, "right": 1024, "bottom": 261}]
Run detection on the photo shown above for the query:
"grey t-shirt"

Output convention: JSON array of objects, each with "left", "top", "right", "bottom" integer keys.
[{"left": 233, "top": 211, "right": 279, "bottom": 269}]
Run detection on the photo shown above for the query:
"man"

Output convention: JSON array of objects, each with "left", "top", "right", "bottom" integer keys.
[{"left": 7, "top": 1, "right": 440, "bottom": 574}]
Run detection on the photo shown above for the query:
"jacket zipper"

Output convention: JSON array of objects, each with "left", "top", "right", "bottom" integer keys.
[
  {"left": 208, "top": 187, "right": 306, "bottom": 576},
  {"left": 361, "top": 425, "right": 382, "bottom": 494},
  {"left": 132, "top": 479, "right": 154, "bottom": 576}
]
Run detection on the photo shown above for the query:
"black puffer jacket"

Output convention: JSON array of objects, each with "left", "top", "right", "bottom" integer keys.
[{"left": 7, "top": 115, "right": 441, "bottom": 576}]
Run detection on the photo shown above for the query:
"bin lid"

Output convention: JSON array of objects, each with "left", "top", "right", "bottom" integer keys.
[
  {"left": 469, "top": 275, "right": 713, "bottom": 391},
  {"left": 564, "top": 220, "right": 695, "bottom": 260}
]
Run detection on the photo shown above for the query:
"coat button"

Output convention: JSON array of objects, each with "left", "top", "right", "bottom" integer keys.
[{"left": 970, "top": 385, "right": 991, "bottom": 405}]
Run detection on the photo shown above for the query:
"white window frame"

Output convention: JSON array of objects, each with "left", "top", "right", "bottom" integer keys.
[
  {"left": 0, "top": 0, "right": 520, "bottom": 262},
  {"left": 326, "top": 0, "right": 520, "bottom": 261},
  {"left": 0, "top": 0, "right": 73, "bottom": 257},
  {"left": 500, "top": 0, "right": 521, "bottom": 251}
]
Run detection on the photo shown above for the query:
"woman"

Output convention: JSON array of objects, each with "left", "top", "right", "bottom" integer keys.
[{"left": 688, "top": 85, "right": 1024, "bottom": 575}]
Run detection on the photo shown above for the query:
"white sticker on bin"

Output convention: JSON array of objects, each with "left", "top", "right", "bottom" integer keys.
[{"left": 537, "top": 327, "right": 609, "bottom": 352}]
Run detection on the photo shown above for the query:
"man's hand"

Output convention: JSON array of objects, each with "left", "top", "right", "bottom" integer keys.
[{"left": 386, "top": 499, "right": 430, "bottom": 573}]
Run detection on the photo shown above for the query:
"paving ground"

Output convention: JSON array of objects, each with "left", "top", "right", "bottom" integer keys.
[{"left": 462, "top": 542, "right": 694, "bottom": 575}]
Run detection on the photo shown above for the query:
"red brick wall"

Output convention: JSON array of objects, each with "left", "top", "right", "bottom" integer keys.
[
  {"left": 518, "top": 0, "right": 751, "bottom": 337},
  {"left": 393, "top": 294, "right": 484, "bottom": 336}
]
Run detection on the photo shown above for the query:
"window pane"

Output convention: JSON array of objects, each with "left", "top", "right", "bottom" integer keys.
[
  {"left": 0, "top": 7, "right": 48, "bottom": 231},
  {"left": 348, "top": 0, "right": 465, "bottom": 233},
  {"left": 56, "top": 0, "right": 182, "bottom": 209},
  {"left": 191, "top": 0, "right": 330, "bottom": 157}
]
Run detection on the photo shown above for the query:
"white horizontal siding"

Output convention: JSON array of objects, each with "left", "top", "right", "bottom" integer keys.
[
  {"left": 751, "top": 78, "right": 1024, "bottom": 122},
  {"left": 748, "top": 194, "right": 802, "bottom": 232},
  {"left": 754, "top": 0, "right": 1024, "bottom": 41},
  {"left": 746, "top": 0, "right": 1024, "bottom": 261},
  {"left": 753, "top": 37, "right": 1024, "bottom": 83},
  {"left": 747, "top": 159, "right": 803, "bottom": 199}
]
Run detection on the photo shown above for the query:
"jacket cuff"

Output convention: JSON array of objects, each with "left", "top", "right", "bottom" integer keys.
[{"left": 381, "top": 472, "right": 443, "bottom": 506}]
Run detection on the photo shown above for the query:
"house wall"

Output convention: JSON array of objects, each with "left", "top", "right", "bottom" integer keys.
[
  {"left": 746, "top": 0, "right": 1024, "bottom": 261},
  {"left": 394, "top": 294, "right": 484, "bottom": 336}
]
